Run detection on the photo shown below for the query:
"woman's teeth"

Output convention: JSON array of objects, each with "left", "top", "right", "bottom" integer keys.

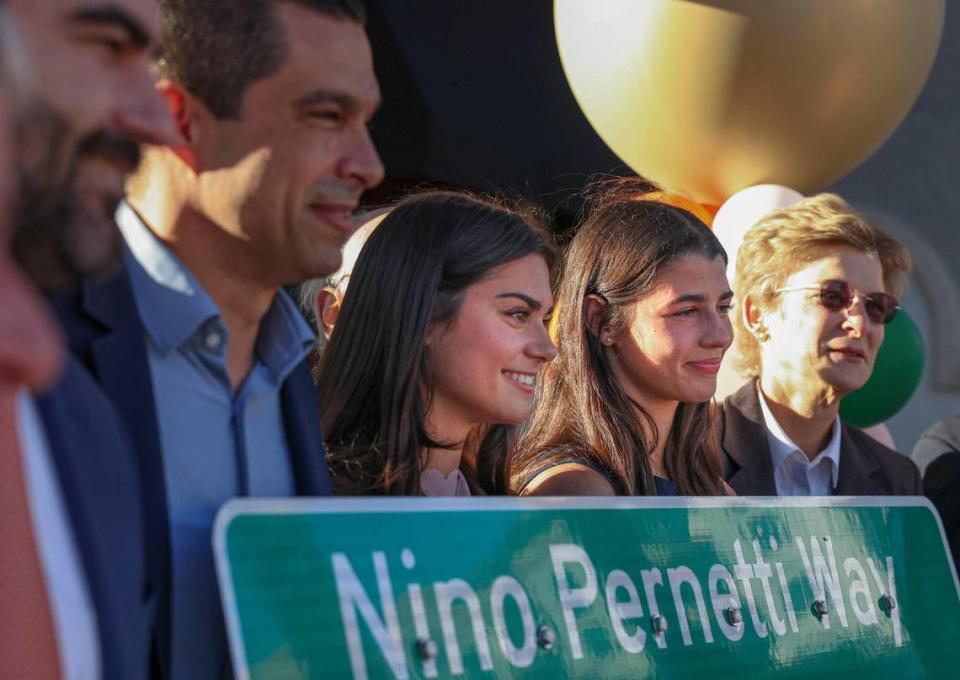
[{"left": 504, "top": 371, "right": 535, "bottom": 387}]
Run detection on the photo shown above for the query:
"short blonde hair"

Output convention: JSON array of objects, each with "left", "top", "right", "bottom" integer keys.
[
  {"left": 298, "top": 206, "right": 391, "bottom": 331},
  {"left": 734, "top": 193, "right": 911, "bottom": 377}
]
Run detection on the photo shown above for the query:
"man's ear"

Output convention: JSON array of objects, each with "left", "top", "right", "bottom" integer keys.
[
  {"left": 742, "top": 293, "right": 768, "bottom": 342},
  {"left": 317, "top": 287, "right": 341, "bottom": 341},
  {"left": 583, "top": 294, "right": 615, "bottom": 346},
  {"left": 155, "top": 79, "right": 202, "bottom": 171}
]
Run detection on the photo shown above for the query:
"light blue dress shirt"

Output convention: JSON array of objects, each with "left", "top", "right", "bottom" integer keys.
[
  {"left": 117, "top": 203, "right": 315, "bottom": 679},
  {"left": 758, "top": 388, "right": 841, "bottom": 496}
]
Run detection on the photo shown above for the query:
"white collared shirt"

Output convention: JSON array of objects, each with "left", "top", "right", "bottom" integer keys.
[
  {"left": 18, "top": 389, "right": 101, "bottom": 679},
  {"left": 757, "top": 388, "right": 841, "bottom": 496}
]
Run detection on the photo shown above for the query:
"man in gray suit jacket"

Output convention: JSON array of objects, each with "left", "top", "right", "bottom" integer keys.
[{"left": 719, "top": 193, "right": 920, "bottom": 496}]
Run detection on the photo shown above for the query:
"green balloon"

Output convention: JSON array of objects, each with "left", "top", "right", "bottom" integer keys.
[{"left": 840, "top": 309, "right": 925, "bottom": 428}]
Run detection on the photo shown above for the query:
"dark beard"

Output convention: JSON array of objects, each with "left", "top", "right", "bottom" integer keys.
[{"left": 11, "top": 103, "right": 141, "bottom": 291}]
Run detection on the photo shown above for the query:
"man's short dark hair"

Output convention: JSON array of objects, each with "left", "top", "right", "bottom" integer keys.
[{"left": 156, "top": 0, "right": 366, "bottom": 119}]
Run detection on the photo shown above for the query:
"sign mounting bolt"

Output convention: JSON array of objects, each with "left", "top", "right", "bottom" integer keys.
[
  {"left": 651, "top": 614, "right": 668, "bottom": 635},
  {"left": 724, "top": 606, "right": 744, "bottom": 628},
  {"left": 416, "top": 638, "right": 437, "bottom": 661},
  {"left": 812, "top": 599, "right": 830, "bottom": 620},
  {"left": 536, "top": 625, "right": 555, "bottom": 650}
]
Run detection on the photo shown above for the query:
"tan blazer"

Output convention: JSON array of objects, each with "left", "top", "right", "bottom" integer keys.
[{"left": 719, "top": 381, "right": 922, "bottom": 496}]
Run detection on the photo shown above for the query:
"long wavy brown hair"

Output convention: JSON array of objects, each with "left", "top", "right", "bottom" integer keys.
[{"left": 512, "top": 177, "right": 726, "bottom": 496}]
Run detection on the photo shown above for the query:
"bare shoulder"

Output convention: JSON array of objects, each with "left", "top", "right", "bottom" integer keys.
[
  {"left": 522, "top": 463, "right": 617, "bottom": 496},
  {"left": 720, "top": 479, "right": 737, "bottom": 496}
]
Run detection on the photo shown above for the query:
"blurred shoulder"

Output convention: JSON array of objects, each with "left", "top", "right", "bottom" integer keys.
[
  {"left": 522, "top": 462, "right": 617, "bottom": 496},
  {"left": 916, "top": 415, "right": 960, "bottom": 451},
  {"left": 912, "top": 415, "right": 960, "bottom": 478}
]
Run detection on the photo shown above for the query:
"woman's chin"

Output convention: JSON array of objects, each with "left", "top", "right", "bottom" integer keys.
[
  {"left": 818, "top": 366, "right": 871, "bottom": 398},
  {"left": 681, "top": 377, "right": 720, "bottom": 403},
  {"left": 678, "top": 387, "right": 718, "bottom": 404}
]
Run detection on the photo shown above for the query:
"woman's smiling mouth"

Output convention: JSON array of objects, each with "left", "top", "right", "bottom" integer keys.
[{"left": 503, "top": 370, "right": 536, "bottom": 393}]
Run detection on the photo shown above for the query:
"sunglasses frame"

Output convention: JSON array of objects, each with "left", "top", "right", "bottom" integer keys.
[{"left": 776, "top": 279, "right": 900, "bottom": 325}]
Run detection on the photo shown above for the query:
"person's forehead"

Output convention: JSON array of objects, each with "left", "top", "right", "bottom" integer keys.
[
  {"left": 273, "top": 6, "right": 380, "bottom": 107},
  {"left": 472, "top": 255, "right": 553, "bottom": 301},
  {"left": 19, "top": 0, "right": 158, "bottom": 28},
  {"left": 650, "top": 253, "right": 726, "bottom": 294},
  {"left": 785, "top": 248, "right": 883, "bottom": 287},
  {"left": 122, "top": 0, "right": 160, "bottom": 31}
]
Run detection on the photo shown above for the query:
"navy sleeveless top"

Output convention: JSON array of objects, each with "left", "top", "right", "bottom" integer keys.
[
  {"left": 653, "top": 476, "right": 679, "bottom": 496},
  {"left": 523, "top": 455, "right": 680, "bottom": 496}
]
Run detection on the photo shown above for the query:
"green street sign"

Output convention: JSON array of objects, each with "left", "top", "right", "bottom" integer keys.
[{"left": 214, "top": 497, "right": 960, "bottom": 678}]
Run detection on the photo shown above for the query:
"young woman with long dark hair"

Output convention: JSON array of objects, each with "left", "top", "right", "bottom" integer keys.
[
  {"left": 318, "top": 190, "right": 556, "bottom": 496},
  {"left": 512, "top": 177, "right": 734, "bottom": 496}
]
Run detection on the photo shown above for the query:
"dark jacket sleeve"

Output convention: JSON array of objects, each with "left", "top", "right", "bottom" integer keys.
[
  {"left": 909, "top": 457, "right": 924, "bottom": 494},
  {"left": 914, "top": 433, "right": 960, "bottom": 574},
  {"left": 883, "top": 447, "right": 923, "bottom": 495}
]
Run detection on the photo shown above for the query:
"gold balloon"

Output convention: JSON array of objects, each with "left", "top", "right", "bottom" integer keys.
[{"left": 555, "top": 0, "right": 945, "bottom": 205}]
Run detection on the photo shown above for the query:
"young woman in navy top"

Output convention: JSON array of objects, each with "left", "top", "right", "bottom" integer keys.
[{"left": 513, "top": 177, "right": 734, "bottom": 497}]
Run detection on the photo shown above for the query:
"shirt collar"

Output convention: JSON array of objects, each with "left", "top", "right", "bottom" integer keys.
[
  {"left": 255, "top": 289, "right": 316, "bottom": 385},
  {"left": 757, "top": 385, "right": 841, "bottom": 488},
  {"left": 117, "top": 201, "right": 316, "bottom": 382},
  {"left": 118, "top": 201, "right": 218, "bottom": 355}
]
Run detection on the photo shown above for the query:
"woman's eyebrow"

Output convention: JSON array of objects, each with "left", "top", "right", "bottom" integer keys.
[
  {"left": 496, "top": 292, "right": 542, "bottom": 309},
  {"left": 668, "top": 293, "right": 707, "bottom": 305},
  {"left": 667, "top": 289, "right": 734, "bottom": 305}
]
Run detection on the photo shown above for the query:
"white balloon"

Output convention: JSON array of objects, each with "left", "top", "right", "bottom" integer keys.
[
  {"left": 713, "top": 184, "right": 804, "bottom": 401},
  {"left": 712, "top": 184, "right": 804, "bottom": 282}
]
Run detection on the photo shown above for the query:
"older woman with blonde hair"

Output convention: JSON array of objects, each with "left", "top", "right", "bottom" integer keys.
[{"left": 720, "top": 193, "right": 921, "bottom": 496}]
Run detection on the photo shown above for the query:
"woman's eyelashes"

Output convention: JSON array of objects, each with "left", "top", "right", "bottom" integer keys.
[
  {"left": 670, "top": 301, "right": 735, "bottom": 318},
  {"left": 506, "top": 307, "right": 531, "bottom": 323},
  {"left": 504, "top": 305, "right": 553, "bottom": 327}
]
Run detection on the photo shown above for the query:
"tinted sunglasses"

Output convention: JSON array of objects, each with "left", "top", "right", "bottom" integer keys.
[{"left": 776, "top": 279, "right": 899, "bottom": 325}]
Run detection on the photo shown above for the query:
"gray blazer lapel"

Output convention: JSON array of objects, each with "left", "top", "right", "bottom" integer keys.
[{"left": 722, "top": 382, "right": 778, "bottom": 496}]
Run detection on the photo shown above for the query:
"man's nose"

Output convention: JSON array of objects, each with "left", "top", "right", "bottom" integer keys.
[{"left": 340, "top": 124, "right": 385, "bottom": 191}]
